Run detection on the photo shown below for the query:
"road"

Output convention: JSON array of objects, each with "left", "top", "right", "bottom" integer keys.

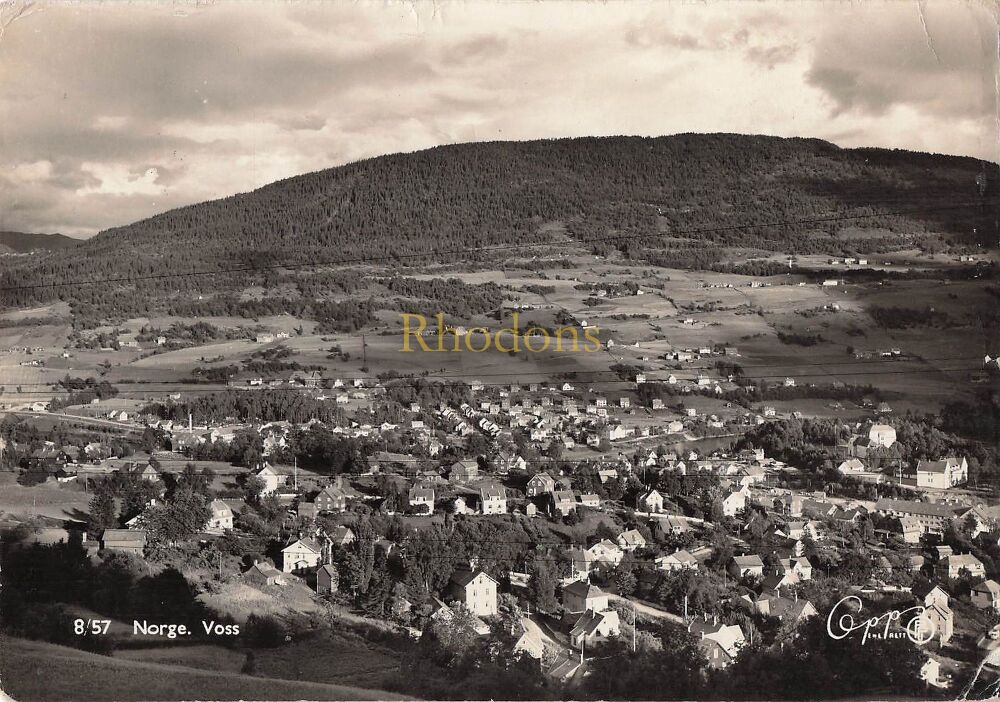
[
  {"left": 633, "top": 510, "right": 706, "bottom": 525},
  {"left": 608, "top": 594, "right": 685, "bottom": 625}
]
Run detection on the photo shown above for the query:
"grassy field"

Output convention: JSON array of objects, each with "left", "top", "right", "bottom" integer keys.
[
  {"left": 196, "top": 580, "right": 324, "bottom": 623},
  {"left": 114, "top": 644, "right": 247, "bottom": 673},
  {"left": 252, "top": 632, "right": 402, "bottom": 690},
  {"left": 0, "top": 472, "right": 90, "bottom": 522},
  {"left": 0, "top": 637, "right": 411, "bottom": 701}
]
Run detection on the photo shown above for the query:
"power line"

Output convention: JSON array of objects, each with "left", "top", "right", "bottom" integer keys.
[{"left": 1, "top": 199, "right": 996, "bottom": 293}]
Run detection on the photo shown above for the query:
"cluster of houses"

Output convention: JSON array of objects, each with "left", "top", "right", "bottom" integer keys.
[{"left": 835, "top": 422, "right": 970, "bottom": 491}]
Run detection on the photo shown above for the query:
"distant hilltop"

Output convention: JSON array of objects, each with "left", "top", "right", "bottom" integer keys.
[{"left": 0, "top": 230, "right": 78, "bottom": 254}]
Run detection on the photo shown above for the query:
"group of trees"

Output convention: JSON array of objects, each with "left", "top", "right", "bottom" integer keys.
[
  {"left": 48, "top": 375, "right": 119, "bottom": 411},
  {"left": 383, "top": 277, "right": 505, "bottom": 317},
  {"left": 143, "top": 389, "right": 348, "bottom": 425},
  {"left": 87, "top": 464, "right": 215, "bottom": 546}
]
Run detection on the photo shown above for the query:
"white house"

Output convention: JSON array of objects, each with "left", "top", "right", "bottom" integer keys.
[
  {"left": 206, "top": 499, "right": 234, "bottom": 532},
  {"left": 281, "top": 537, "right": 323, "bottom": 573},
  {"left": 721, "top": 489, "right": 748, "bottom": 517},
  {"left": 638, "top": 489, "right": 665, "bottom": 513},
  {"left": 479, "top": 484, "right": 508, "bottom": 515},
  {"left": 869, "top": 424, "right": 897, "bottom": 448},
  {"left": 255, "top": 464, "right": 282, "bottom": 495},
  {"left": 915, "top": 457, "right": 968, "bottom": 489}
]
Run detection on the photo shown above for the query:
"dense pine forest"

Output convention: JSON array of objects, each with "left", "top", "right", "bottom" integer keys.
[{"left": 1, "top": 134, "right": 997, "bottom": 320}]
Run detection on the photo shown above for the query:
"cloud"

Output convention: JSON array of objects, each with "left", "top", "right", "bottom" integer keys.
[
  {"left": 745, "top": 44, "right": 797, "bottom": 70},
  {"left": 804, "top": 2, "right": 998, "bottom": 120},
  {"left": 0, "top": 1, "right": 995, "bottom": 237}
]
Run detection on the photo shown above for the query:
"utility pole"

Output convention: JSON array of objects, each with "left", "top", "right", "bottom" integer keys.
[{"left": 293, "top": 456, "right": 298, "bottom": 492}]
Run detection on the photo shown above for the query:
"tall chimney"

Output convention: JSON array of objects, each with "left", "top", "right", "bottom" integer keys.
[{"left": 188, "top": 412, "right": 193, "bottom": 431}]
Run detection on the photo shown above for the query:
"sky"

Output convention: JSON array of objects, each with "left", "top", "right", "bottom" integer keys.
[{"left": 0, "top": 0, "right": 998, "bottom": 238}]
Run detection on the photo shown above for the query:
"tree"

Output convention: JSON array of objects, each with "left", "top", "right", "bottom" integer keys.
[
  {"left": 709, "top": 497, "right": 725, "bottom": 523},
  {"left": 546, "top": 437, "right": 564, "bottom": 459},
  {"left": 530, "top": 559, "right": 559, "bottom": 614},
  {"left": 596, "top": 521, "right": 617, "bottom": 541},
  {"left": 88, "top": 487, "right": 117, "bottom": 537},
  {"left": 616, "top": 568, "right": 638, "bottom": 596},
  {"left": 720, "top": 615, "right": 926, "bottom": 700},
  {"left": 242, "top": 474, "right": 265, "bottom": 502},
  {"left": 142, "top": 491, "right": 211, "bottom": 545},
  {"left": 584, "top": 625, "right": 707, "bottom": 699}
]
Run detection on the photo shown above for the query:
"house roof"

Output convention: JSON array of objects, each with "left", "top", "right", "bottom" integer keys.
[
  {"left": 874, "top": 499, "right": 958, "bottom": 519},
  {"left": 210, "top": 499, "right": 232, "bottom": 517},
  {"left": 450, "top": 567, "right": 496, "bottom": 588},
  {"left": 245, "top": 562, "right": 282, "bottom": 579},
  {"left": 974, "top": 579, "right": 1000, "bottom": 595},
  {"left": 769, "top": 597, "right": 816, "bottom": 621},
  {"left": 330, "top": 526, "right": 354, "bottom": 541},
  {"left": 618, "top": 529, "right": 646, "bottom": 547},
  {"left": 664, "top": 549, "right": 697, "bottom": 566},
  {"left": 569, "top": 609, "right": 619, "bottom": 638},
  {"left": 733, "top": 554, "right": 765, "bottom": 568},
  {"left": 689, "top": 621, "right": 744, "bottom": 657},
  {"left": 282, "top": 537, "right": 321, "bottom": 554},
  {"left": 480, "top": 484, "right": 506, "bottom": 500},
  {"left": 562, "top": 581, "right": 605, "bottom": 599},
  {"left": 917, "top": 458, "right": 964, "bottom": 473},
  {"left": 760, "top": 573, "right": 796, "bottom": 592},
  {"left": 912, "top": 582, "right": 949, "bottom": 603},
  {"left": 942, "top": 553, "right": 984, "bottom": 569},
  {"left": 319, "top": 484, "right": 349, "bottom": 499}
]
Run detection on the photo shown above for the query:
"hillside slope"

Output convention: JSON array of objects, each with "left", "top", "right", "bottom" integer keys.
[
  {"left": 0, "top": 637, "right": 411, "bottom": 702},
  {"left": 1, "top": 134, "right": 997, "bottom": 315}
]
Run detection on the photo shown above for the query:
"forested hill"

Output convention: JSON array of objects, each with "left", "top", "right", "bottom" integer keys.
[
  {"left": 1, "top": 134, "right": 997, "bottom": 314},
  {"left": 0, "top": 231, "right": 78, "bottom": 254}
]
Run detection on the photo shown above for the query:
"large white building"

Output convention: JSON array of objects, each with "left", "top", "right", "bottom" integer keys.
[
  {"left": 449, "top": 568, "right": 498, "bottom": 618},
  {"left": 868, "top": 424, "right": 897, "bottom": 449},
  {"left": 915, "top": 457, "right": 968, "bottom": 489}
]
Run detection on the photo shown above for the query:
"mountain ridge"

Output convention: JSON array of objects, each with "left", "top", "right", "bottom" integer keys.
[{"left": 1, "top": 133, "right": 997, "bottom": 317}]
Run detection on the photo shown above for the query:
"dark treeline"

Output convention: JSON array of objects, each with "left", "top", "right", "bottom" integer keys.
[
  {"left": 49, "top": 376, "right": 119, "bottom": 411},
  {"left": 382, "top": 277, "right": 505, "bottom": 317},
  {"left": 142, "top": 389, "right": 348, "bottom": 425},
  {"left": 636, "top": 379, "right": 893, "bottom": 407}
]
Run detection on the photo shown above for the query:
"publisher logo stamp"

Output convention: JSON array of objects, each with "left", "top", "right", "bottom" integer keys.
[{"left": 826, "top": 596, "right": 935, "bottom": 645}]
